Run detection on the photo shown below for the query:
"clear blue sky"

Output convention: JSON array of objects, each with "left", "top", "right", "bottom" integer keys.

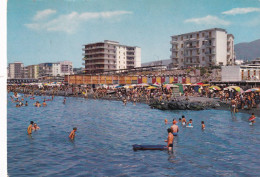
[{"left": 7, "top": 0, "right": 260, "bottom": 67}]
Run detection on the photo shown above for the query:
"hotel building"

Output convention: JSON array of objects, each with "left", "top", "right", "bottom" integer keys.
[
  {"left": 82, "top": 40, "right": 141, "bottom": 73},
  {"left": 170, "top": 28, "right": 235, "bottom": 68}
]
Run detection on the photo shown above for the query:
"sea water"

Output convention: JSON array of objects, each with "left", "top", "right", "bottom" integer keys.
[{"left": 7, "top": 94, "right": 260, "bottom": 176}]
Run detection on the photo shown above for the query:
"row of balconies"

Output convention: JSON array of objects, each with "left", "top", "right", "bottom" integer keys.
[{"left": 171, "top": 35, "right": 215, "bottom": 43}]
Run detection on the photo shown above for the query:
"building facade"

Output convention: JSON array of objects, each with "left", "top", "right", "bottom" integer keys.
[
  {"left": 170, "top": 28, "right": 235, "bottom": 68},
  {"left": 222, "top": 58, "right": 260, "bottom": 81},
  {"left": 8, "top": 62, "right": 24, "bottom": 79},
  {"left": 59, "top": 61, "right": 73, "bottom": 76},
  {"left": 26, "top": 65, "right": 39, "bottom": 79},
  {"left": 38, "top": 63, "right": 61, "bottom": 78},
  {"left": 82, "top": 40, "right": 141, "bottom": 73}
]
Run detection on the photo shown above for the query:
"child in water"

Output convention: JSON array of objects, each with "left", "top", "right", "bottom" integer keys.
[
  {"left": 249, "top": 113, "right": 256, "bottom": 125},
  {"left": 164, "top": 119, "right": 168, "bottom": 124},
  {"left": 69, "top": 127, "right": 77, "bottom": 140},
  {"left": 201, "top": 121, "right": 205, "bottom": 129},
  {"left": 188, "top": 119, "right": 193, "bottom": 126}
]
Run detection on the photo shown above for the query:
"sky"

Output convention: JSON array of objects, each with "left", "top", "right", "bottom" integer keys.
[{"left": 7, "top": 0, "right": 260, "bottom": 67}]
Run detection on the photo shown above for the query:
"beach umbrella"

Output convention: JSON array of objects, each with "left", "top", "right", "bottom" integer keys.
[
  {"left": 209, "top": 86, "right": 221, "bottom": 91},
  {"left": 115, "top": 85, "right": 123, "bottom": 88},
  {"left": 203, "top": 84, "right": 210, "bottom": 86},
  {"left": 152, "top": 83, "right": 160, "bottom": 87},
  {"left": 147, "top": 86, "right": 157, "bottom": 89},
  {"left": 245, "top": 88, "right": 260, "bottom": 92},
  {"left": 197, "top": 83, "right": 204, "bottom": 85},
  {"left": 226, "top": 86, "right": 244, "bottom": 92}
]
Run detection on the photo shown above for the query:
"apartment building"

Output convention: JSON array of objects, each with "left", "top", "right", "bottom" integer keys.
[
  {"left": 59, "top": 61, "right": 73, "bottom": 76},
  {"left": 38, "top": 63, "right": 61, "bottom": 77},
  {"left": 82, "top": 40, "right": 141, "bottom": 73},
  {"left": 26, "top": 65, "right": 39, "bottom": 79},
  {"left": 8, "top": 62, "right": 24, "bottom": 79},
  {"left": 170, "top": 28, "right": 235, "bottom": 68}
]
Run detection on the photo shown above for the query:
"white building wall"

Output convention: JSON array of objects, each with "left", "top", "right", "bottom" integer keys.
[
  {"left": 116, "top": 46, "right": 127, "bottom": 70},
  {"left": 134, "top": 47, "right": 141, "bottom": 67},
  {"left": 52, "top": 63, "right": 61, "bottom": 76},
  {"left": 215, "top": 31, "right": 227, "bottom": 65},
  {"left": 221, "top": 66, "right": 240, "bottom": 81}
]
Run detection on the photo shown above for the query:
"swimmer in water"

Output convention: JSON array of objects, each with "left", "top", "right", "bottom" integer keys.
[
  {"left": 171, "top": 119, "right": 179, "bottom": 136},
  {"left": 69, "top": 127, "right": 77, "bottom": 140},
  {"left": 27, "top": 121, "right": 34, "bottom": 135},
  {"left": 63, "top": 97, "right": 66, "bottom": 104},
  {"left": 25, "top": 101, "right": 28, "bottom": 106},
  {"left": 16, "top": 104, "right": 20, "bottom": 107},
  {"left": 179, "top": 118, "right": 182, "bottom": 123},
  {"left": 181, "top": 115, "right": 187, "bottom": 125},
  {"left": 249, "top": 113, "right": 256, "bottom": 124},
  {"left": 188, "top": 119, "right": 193, "bottom": 126},
  {"left": 165, "top": 119, "right": 168, "bottom": 124},
  {"left": 165, "top": 128, "right": 174, "bottom": 151},
  {"left": 42, "top": 101, "right": 47, "bottom": 107},
  {"left": 32, "top": 123, "right": 40, "bottom": 130},
  {"left": 201, "top": 121, "right": 205, "bottom": 129}
]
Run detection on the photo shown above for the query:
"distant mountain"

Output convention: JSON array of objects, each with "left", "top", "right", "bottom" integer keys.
[
  {"left": 141, "top": 59, "right": 172, "bottom": 67},
  {"left": 235, "top": 39, "right": 260, "bottom": 60}
]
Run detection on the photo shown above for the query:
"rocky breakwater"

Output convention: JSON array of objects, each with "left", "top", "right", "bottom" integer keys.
[{"left": 149, "top": 99, "right": 221, "bottom": 111}]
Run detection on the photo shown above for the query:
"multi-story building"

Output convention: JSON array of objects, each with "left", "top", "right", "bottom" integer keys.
[
  {"left": 38, "top": 63, "right": 61, "bottom": 77},
  {"left": 59, "top": 61, "right": 73, "bottom": 76},
  {"left": 8, "top": 62, "right": 24, "bottom": 79},
  {"left": 170, "top": 28, "right": 235, "bottom": 68},
  {"left": 26, "top": 65, "right": 39, "bottom": 79},
  {"left": 82, "top": 40, "right": 141, "bottom": 73}
]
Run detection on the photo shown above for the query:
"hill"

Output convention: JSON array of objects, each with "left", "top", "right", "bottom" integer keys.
[{"left": 235, "top": 39, "right": 260, "bottom": 60}]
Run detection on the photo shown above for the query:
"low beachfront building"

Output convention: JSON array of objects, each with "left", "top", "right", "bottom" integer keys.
[
  {"left": 222, "top": 58, "right": 260, "bottom": 81},
  {"left": 170, "top": 28, "right": 235, "bottom": 68},
  {"left": 82, "top": 40, "right": 141, "bottom": 73}
]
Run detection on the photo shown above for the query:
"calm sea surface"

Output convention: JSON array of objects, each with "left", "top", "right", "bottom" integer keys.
[{"left": 8, "top": 93, "right": 260, "bottom": 177}]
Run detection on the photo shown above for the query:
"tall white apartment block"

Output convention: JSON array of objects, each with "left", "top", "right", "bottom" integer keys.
[
  {"left": 8, "top": 62, "right": 24, "bottom": 79},
  {"left": 170, "top": 28, "right": 235, "bottom": 68},
  {"left": 82, "top": 40, "right": 141, "bottom": 73}
]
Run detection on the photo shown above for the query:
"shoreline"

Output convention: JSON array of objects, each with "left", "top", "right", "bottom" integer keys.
[{"left": 10, "top": 90, "right": 260, "bottom": 117}]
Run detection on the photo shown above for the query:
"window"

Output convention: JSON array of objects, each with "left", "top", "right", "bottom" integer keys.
[
  {"left": 190, "top": 35, "right": 192, "bottom": 38},
  {"left": 197, "top": 33, "right": 199, "bottom": 39},
  {"left": 202, "top": 57, "right": 205, "bottom": 61},
  {"left": 202, "top": 33, "right": 205, "bottom": 37},
  {"left": 181, "top": 36, "right": 183, "bottom": 40},
  {"left": 181, "top": 44, "right": 183, "bottom": 48}
]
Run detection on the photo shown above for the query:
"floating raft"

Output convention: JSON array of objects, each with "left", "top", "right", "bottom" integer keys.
[{"left": 132, "top": 144, "right": 167, "bottom": 151}]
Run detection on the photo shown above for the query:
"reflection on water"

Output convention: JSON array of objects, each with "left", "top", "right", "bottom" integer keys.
[{"left": 8, "top": 94, "right": 260, "bottom": 176}]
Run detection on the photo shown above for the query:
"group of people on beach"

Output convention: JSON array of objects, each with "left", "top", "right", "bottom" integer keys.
[{"left": 164, "top": 115, "right": 205, "bottom": 151}]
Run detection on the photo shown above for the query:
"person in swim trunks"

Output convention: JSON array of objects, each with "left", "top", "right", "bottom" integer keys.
[
  {"left": 171, "top": 120, "right": 179, "bottom": 136},
  {"left": 201, "top": 121, "right": 205, "bottom": 129},
  {"left": 231, "top": 99, "right": 236, "bottom": 113},
  {"left": 165, "top": 128, "right": 173, "bottom": 151},
  {"left": 27, "top": 121, "right": 34, "bottom": 135},
  {"left": 69, "top": 127, "right": 77, "bottom": 140}
]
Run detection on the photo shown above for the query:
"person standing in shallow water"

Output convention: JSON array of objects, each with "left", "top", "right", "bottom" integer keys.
[
  {"left": 27, "top": 121, "right": 34, "bottom": 135},
  {"left": 63, "top": 97, "right": 66, "bottom": 104},
  {"left": 69, "top": 127, "right": 77, "bottom": 140},
  {"left": 165, "top": 128, "right": 173, "bottom": 151}
]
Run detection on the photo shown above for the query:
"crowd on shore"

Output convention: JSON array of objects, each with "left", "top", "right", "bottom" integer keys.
[{"left": 7, "top": 83, "right": 260, "bottom": 112}]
